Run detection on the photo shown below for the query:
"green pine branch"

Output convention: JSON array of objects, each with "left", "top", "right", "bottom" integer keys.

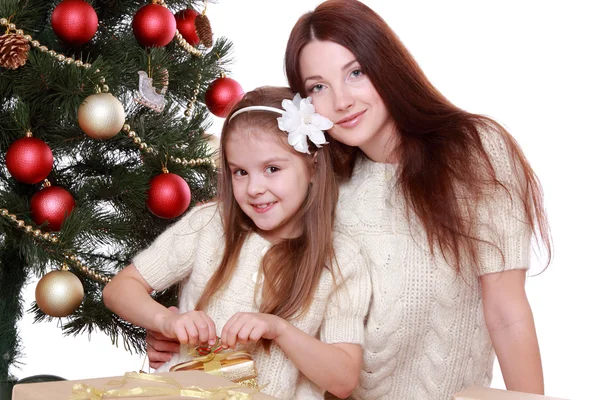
[{"left": 1, "top": 0, "right": 230, "bottom": 381}]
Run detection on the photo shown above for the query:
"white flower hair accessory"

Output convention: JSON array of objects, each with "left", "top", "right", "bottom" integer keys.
[{"left": 228, "top": 93, "right": 333, "bottom": 154}]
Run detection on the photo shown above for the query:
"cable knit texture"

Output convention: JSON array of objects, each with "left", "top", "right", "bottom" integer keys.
[
  {"left": 336, "top": 129, "right": 532, "bottom": 400},
  {"left": 133, "top": 203, "right": 371, "bottom": 400}
]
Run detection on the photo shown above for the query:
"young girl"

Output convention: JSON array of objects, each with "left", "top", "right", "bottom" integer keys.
[{"left": 102, "top": 86, "right": 371, "bottom": 400}]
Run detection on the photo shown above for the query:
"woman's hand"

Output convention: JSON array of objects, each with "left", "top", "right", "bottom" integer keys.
[
  {"left": 146, "top": 307, "right": 179, "bottom": 369},
  {"left": 146, "top": 329, "right": 180, "bottom": 369},
  {"left": 220, "top": 312, "right": 287, "bottom": 349}
]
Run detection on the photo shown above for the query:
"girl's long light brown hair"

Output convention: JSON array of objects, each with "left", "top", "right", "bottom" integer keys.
[
  {"left": 285, "top": 0, "right": 551, "bottom": 274},
  {"left": 195, "top": 87, "right": 339, "bottom": 344}
]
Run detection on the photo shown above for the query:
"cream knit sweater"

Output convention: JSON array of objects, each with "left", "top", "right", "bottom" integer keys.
[
  {"left": 337, "top": 129, "right": 532, "bottom": 400},
  {"left": 133, "top": 203, "right": 371, "bottom": 400}
]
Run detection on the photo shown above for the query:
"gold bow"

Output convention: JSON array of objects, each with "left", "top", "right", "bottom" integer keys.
[{"left": 170, "top": 344, "right": 258, "bottom": 388}]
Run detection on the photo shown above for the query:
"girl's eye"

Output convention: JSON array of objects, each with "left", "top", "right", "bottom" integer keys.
[
  {"left": 265, "top": 166, "right": 280, "bottom": 174},
  {"left": 308, "top": 83, "right": 325, "bottom": 93},
  {"left": 233, "top": 169, "right": 247, "bottom": 177}
]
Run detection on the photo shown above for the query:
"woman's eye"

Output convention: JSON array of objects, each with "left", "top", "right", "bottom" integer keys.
[
  {"left": 233, "top": 169, "right": 247, "bottom": 177},
  {"left": 350, "top": 69, "right": 363, "bottom": 78},
  {"left": 309, "top": 83, "right": 325, "bottom": 93}
]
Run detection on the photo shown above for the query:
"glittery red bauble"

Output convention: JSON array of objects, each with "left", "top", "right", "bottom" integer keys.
[
  {"left": 6, "top": 137, "right": 54, "bottom": 184},
  {"left": 51, "top": 0, "right": 98, "bottom": 45},
  {"left": 147, "top": 173, "right": 191, "bottom": 219},
  {"left": 204, "top": 77, "right": 245, "bottom": 118},
  {"left": 175, "top": 9, "right": 200, "bottom": 46},
  {"left": 132, "top": 4, "right": 176, "bottom": 48},
  {"left": 31, "top": 186, "right": 76, "bottom": 231}
]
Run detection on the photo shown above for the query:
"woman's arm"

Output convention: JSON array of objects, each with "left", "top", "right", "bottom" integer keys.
[
  {"left": 146, "top": 307, "right": 181, "bottom": 369},
  {"left": 220, "top": 312, "right": 362, "bottom": 399},
  {"left": 481, "top": 269, "right": 543, "bottom": 394},
  {"left": 275, "top": 319, "right": 362, "bottom": 399},
  {"left": 103, "top": 264, "right": 216, "bottom": 346}
]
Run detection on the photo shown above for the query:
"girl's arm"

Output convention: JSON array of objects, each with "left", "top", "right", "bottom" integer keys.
[
  {"left": 220, "top": 312, "right": 362, "bottom": 399},
  {"left": 103, "top": 264, "right": 216, "bottom": 345},
  {"left": 221, "top": 237, "right": 370, "bottom": 398},
  {"left": 481, "top": 269, "right": 544, "bottom": 394}
]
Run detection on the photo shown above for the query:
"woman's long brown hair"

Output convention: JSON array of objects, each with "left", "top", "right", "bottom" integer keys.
[
  {"left": 285, "top": 0, "right": 551, "bottom": 274},
  {"left": 195, "top": 87, "right": 339, "bottom": 346}
]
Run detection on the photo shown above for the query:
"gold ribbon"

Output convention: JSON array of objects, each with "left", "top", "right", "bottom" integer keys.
[
  {"left": 70, "top": 371, "right": 256, "bottom": 400},
  {"left": 168, "top": 339, "right": 258, "bottom": 389},
  {"left": 171, "top": 350, "right": 253, "bottom": 374}
]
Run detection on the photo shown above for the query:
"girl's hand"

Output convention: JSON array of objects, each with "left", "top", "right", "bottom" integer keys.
[
  {"left": 157, "top": 310, "right": 217, "bottom": 347},
  {"left": 220, "top": 312, "right": 287, "bottom": 349}
]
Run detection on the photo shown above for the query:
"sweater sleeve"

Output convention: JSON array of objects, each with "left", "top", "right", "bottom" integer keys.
[
  {"left": 475, "top": 128, "right": 533, "bottom": 276},
  {"left": 319, "top": 233, "right": 371, "bottom": 345},
  {"left": 132, "top": 203, "right": 222, "bottom": 291}
]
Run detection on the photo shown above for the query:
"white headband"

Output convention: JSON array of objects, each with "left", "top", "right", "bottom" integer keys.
[
  {"left": 228, "top": 94, "right": 333, "bottom": 154},
  {"left": 229, "top": 105, "right": 283, "bottom": 119}
]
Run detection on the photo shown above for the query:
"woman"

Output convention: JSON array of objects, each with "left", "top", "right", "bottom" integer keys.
[{"left": 146, "top": 1, "right": 551, "bottom": 398}]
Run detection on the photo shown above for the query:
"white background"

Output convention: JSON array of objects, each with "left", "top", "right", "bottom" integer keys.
[{"left": 14, "top": 1, "right": 599, "bottom": 399}]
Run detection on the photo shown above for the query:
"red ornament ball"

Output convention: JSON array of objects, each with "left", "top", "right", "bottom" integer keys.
[
  {"left": 132, "top": 4, "right": 176, "bottom": 48},
  {"left": 147, "top": 173, "right": 191, "bottom": 219},
  {"left": 6, "top": 137, "right": 54, "bottom": 184},
  {"left": 204, "top": 77, "right": 245, "bottom": 118},
  {"left": 175, "top": 9, "right": 200, "bottom": 46},
  {"left": 31, "top": 186, "right": 76, "bottom": 231},
  {"left": 51, "top": 0, "right": 98, "bottom": 45}
]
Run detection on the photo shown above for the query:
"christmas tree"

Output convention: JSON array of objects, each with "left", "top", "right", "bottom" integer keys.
[{"left": 0, "top": 0, "right": 243, "bottom": 388}]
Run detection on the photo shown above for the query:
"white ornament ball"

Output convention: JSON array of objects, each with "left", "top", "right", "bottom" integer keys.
[{"left": 77, "top": 93, "right": 125, "bottom": 139}]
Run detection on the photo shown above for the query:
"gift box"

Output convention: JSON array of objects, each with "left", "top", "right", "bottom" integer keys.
[
  {"left": 454, "top": 386, "right": 568, "bottom": 400},
  {"left": 12, "top": 370, "right": 279, "bottom": 400},
  {"left": 170, "top": 340, "right": 258, "bottom": 388}
]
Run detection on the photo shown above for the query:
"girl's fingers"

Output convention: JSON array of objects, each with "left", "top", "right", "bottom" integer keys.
[
  {"left": 174, "top": 324, "right": 189, "bottom": 344},
  {"left": 236, "top": 322, "right": 254, "bottom": 345},
  {"left": 189, "top": 318, "right": 203, "bottom": 345},
  {"left": 200, "top": 313, "right": 217, "bottom": 346},
  {"left": 221, "top": 313, "right": 242, "bottom": 348},
  {"left": 193, "top": 316, "right": 209, "bottom": 344},
  {"left": 219, "top": 314, "right": 234, "bottom": 348},
  {"left": 248, "top": 324, "right": 264, "bottom": 342}
]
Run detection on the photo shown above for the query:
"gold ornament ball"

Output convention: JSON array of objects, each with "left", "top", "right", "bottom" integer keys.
[
  {"left": 35, "top": 270, "right": 84, "bottom": 317},
  {"left": 78, "top": 93, "right": 125, "bottom": 139}
]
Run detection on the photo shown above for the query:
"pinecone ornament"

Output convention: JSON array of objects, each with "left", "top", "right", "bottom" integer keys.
[
  {"left": 0, "top": 34, "right": 30, "bottom": 70},
  {"left": 194, "top": 13, "right": 213, "bottom": 48}
]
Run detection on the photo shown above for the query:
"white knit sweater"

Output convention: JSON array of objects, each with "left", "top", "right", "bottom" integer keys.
[
  {"left": 133, "top": 203, "right": 371, "bottom": 400},
  {"left": 337, "top": 129, "right": 532, "bottom": 400}
]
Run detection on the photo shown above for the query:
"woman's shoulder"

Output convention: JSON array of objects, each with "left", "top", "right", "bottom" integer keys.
[{"left": 474, "top": 122, "right": 523, "bottom": 182}]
